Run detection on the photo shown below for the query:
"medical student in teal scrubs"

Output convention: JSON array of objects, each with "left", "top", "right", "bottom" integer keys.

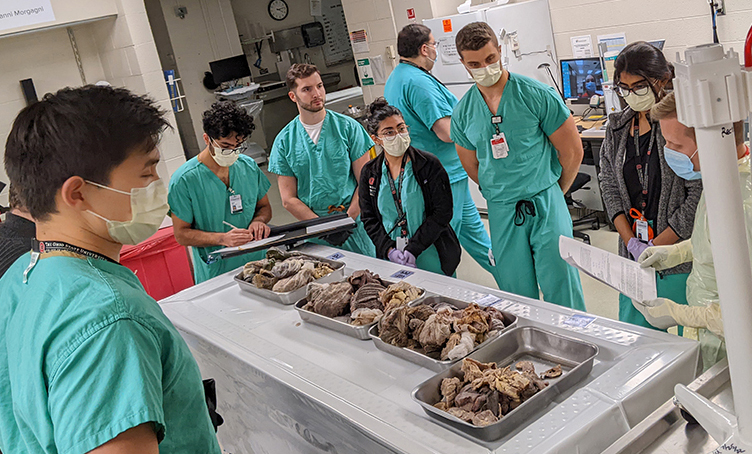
[
  {"left": 450, "top": 22, "right": 585, "bottom": 310},
  {"left": 269, "top": 63, "right": 376, "bottom": 257},
  {"left": 169, "top": 101, "right": 272, "bottom": 283},
  {"left": 1, "top": 85, "right": 220, "bottom": 453},
  {"left": 359, "top": 98, "right": 461, "bottom": 276},
  {"left": 384, "top": 24, "right": 499, "bottom": 283}
]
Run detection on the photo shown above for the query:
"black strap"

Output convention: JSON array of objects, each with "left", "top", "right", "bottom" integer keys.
[
  {"left": 631, "top": 116, "right": 656, "bottom": 212},
  {"left": 399, "top": 59, "right": 446, "bottom": 87},
  {"left": 514, "top": 200, "right": 536, "bottom": 226},
  {"left": 33, "top": 240, "right": 118, "bottom": 264},
  {"left": 386, "top": 155, "right": 409, "bottom": 237}
]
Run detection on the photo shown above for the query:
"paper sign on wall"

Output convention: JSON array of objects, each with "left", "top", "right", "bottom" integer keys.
[
  {"left": 0, "top": 0, "right": 55, "bottom": 32},
  {"left": 570, "top": 35, "right": 593, "bottom": 58},
  {"left": 357, "top": 58, "right": 374, "bottom": 85},
  {"left": 597, "top": 32, "right": 627, "bottom": 54},
  {"left": 350, "top": 29, "right": 369, "bottom": 54},
  {"left": 407, "top": 8, "right": 415, "bottom": 20},
  {"left": 310, "top": 0, "right": 322, "bottom": 16},
  {"left": 442, "top": 19, "right": 452, "bottom": 33},
  {"left": 438, "top": 36, "right": 460, "bottom": 65}
]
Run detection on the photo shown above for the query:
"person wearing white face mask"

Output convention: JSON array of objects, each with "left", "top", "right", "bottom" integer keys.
[
  {"left": 359, "top": 98, "right": 460, "bottom": 275},
  {"left": 0, "top": 86, "right": 221, "bottom": 453},
  {"left": 598, "top": 41, "right": 703, "bottom": 330},
  {"left": 450, "top": 22, "right": 585, "bottom": 310},
  {"left": 384, "top": 24, "right": 499, "bottom": 284},
  {"left": 633, "top": 92, "right": 749, "bottom": 370},
  {"left": 169, "top": 101, "right": 272, "bottom": 283}
]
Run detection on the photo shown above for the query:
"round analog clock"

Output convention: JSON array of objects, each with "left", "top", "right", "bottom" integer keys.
[{"left": 268, "top": 0, "right": 289, "bottom": 21}]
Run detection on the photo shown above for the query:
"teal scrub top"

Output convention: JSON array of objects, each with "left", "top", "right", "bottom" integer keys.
[
  {"left": 268, "top": 110, "right": 374, "bottom": 215},
  {"left": 377, "top": 160, "right": 443, "bottom": 275},
  {"left": 168, "top": 154, "right": 271, "bottom": 283},
  {"left": 450, "top": 73, "right": 569, "bottom": 203},
  {"left": 384, "top": 63, "right": 467, "bottom": 183},
  {"left": 0, "top": 253, "right": 220, "bottom": 454}
]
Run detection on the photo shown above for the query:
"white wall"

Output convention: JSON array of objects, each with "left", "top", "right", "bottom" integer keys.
[
  {"left": 0, "top": 0, "right": 117, "bottom": 36},
  {"left": 157, "top": 0, "right": 242, "bottom": 150},
  {"left": 230, "top": 0, "right": 358, "bottom": 88},
  {"left": 339, "top": 0, "right": 752, "bottom": 105},
  {"left": 0, "top": 0, "right": 185, "bottom": 206}
]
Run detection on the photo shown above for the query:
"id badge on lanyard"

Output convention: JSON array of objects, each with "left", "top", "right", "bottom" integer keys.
[
  {"left": 229, "top": 193, "right": 243, "bottom": 214},
  {"left": 490, "top": 115, "right": 508, "bottom": 159}
]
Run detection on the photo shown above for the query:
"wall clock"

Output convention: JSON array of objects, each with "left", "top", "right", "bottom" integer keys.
[{"left": 268, "top": 0, "right": 289, "bottom": 21}]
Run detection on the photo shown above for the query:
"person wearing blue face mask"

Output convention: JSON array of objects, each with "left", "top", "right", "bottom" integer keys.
[
  {"left": 598, "top": 41, "right": 703, "bottom": 330},
  {"left": 634, "top": 92, "right": 749, "bottom": 370}
]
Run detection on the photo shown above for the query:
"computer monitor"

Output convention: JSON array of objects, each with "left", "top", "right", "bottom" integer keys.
[
  {"left": 560, "top": 57, "right": 604, "bottom": 104},
  {"left": 648, "top": 39, "right": 666, "bottom": 51},
  {"left": 210, "top": 55, "right": 252, "bottom": 85}
]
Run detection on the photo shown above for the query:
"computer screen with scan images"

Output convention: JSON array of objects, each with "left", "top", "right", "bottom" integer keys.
[{"left": 560, "top": 57, "right": 604, "bottom": 104}]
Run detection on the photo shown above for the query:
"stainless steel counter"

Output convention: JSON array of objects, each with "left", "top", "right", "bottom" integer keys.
[{"left": 159, "top": 244, "right": 700, "bottom": 454}]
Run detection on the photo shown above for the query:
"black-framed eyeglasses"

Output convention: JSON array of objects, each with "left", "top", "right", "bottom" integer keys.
[
  {"left": 615, "top": 80, "right": 652, "bottom": 97},
  {"left": 378, "top": 125, "right": 410, "bottom": 139},
  {"left": 212, "top": 139, "right": 247, "bottom": 155}
]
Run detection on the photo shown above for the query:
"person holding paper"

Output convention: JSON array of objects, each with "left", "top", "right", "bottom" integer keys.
[
  {"left": 598, "top": 42, "right": 702, "bottom": 329},
  {"left": 169, "top": 101, "right": 272, "bottom": 283},
  {"left": 384, "top": 24, "right": 499, "bottom": 284},
  {"left": 359, "top": 98, "right": 460, "bottom": 276},
  {"left": 269, "top": 64, "right": 376, "bottom": 257},
  {"left": 634, "top": 92, "right": 749, "bottom": 370},
  {"left": 450, "top": 22, "right": 585, "bottom": 310}
]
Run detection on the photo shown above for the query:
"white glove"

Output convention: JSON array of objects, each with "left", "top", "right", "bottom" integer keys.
[
  {"left": 638, "top": 240, "right": 694, "bottom": 271},
  {"left": 632, "top": 298, "right": 679, "bottom": 329},
  {"left": 632, "top": 298, "right": 724, "bottom": 337}
]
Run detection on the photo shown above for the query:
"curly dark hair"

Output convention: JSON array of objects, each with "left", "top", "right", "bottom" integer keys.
[
  {"left": 365, "top": 97, "right": 402, "bottom": 136},
  {"left": 202, "top": 101, "right": 255, "bottom": 140},
  {"left": 4, "top": 85, "right": 169, "bottom": 221}
]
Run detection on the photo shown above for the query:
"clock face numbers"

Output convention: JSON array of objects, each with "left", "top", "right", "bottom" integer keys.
[{"left": 268, "top": 0, "right": 288, "bottom": 21}]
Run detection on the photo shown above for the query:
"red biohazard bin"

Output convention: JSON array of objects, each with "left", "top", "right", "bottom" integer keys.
[{"left": 120, "top": 226, "right": 194, "bottom": 301}]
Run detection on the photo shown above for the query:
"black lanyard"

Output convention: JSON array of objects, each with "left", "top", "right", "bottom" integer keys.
[
  {"left": 385, "top": 155, "right": 408, "bottom": 238},
  {"left": 399, "top": 59, "right": 446, "bottom": 87},
  {"left": 33, "top": 240, "right": 118, "bottom": 264},
  {"left": 632, "top": 117, "right": 655, "bottom": 211}
]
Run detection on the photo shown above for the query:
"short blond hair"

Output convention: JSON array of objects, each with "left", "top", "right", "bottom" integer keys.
[{"left": 651, "top": 92, "right": 745, "bottom": 146}]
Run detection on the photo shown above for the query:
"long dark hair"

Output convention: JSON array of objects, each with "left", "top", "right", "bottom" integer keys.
[
  {"left": 365, "top": 97, "right": 402, "bottom": 136},
  {"left": 614, "top": 41, "right": 674, "bottom": 99}
]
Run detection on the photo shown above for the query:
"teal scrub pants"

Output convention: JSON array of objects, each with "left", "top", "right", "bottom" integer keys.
[
  {"left": 487, "top": 184, "right": 585, "bottom": 310},
  {"left": 451, "top": 178, "right": 499, "bottom": 282},
  {"left": 619, "top": 271, "right": 689, "bottom": 334}
]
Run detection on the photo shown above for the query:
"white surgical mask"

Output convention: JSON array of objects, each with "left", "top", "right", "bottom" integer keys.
[
  {"left": 470, "top": 61, "right": 502, "bottom": 87},
  {"left": 86, "top": 179, "right": 169, "bottom": 245},
  {"left": 211, "top": 140, "right": 241, "bottom": 167},
  {"left": 381, "top": 132, "right": 410, "bottom": 157},
  {"left": 623, "top": 91, "right": 656, "bottom": 112}
]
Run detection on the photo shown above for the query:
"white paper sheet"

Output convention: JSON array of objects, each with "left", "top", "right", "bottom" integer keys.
[
  {"left": 570, "top": 35, "right": 594, "bottom": 58},
  {"left": 211, "top": 234, "right": 285, "bottom": 255},
  {"left": 559, "top": 236, "right": 657, "bottom": 302},
  {"left": 306, "top": 217, "right": 355, "bottom": 234}
]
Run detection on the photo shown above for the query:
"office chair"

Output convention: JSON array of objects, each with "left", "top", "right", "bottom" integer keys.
[{"left": 565, "top": 172, "right": 601, "bottom": 244}]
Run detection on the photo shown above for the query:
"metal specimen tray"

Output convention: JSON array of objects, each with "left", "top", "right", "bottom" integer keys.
[
  {"left": 294, "top": 280, "right": 426, "bottom": 340},
  {"left": 369, "top": 295, "right": 518, "bottom": 372},
  {"left": 412, "top": 326, "right": 599, "bottom": 442},
  {"left": 234, "top": 253, "right": 346, "bottom": 305}
]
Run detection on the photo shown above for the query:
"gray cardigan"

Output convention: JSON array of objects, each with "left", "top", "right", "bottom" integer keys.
[{"left": 598, "top": 107, "right": 703, "bottom": 276}]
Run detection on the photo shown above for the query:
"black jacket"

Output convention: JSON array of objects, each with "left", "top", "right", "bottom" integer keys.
[
  {"left": 359, "top": 146, "right": 460, "bottom": 276},
  {"left": 0, "top": 212, "right": 36, "bottom": 278}
]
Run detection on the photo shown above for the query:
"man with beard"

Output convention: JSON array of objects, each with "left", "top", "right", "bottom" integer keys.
[{"left": 269, "top": 63, "right": 376, "bottom": 256}]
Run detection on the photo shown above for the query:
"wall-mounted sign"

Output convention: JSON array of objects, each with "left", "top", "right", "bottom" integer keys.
[
  {"left": 407, "top": 8, "right": 415, "bottom": 20},
  {"left": 0, "top": 0, "right": 55, "bottom": 32}
]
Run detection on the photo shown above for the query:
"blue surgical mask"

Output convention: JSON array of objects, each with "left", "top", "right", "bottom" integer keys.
[{"left": 664, "top": 146, "right": 701, "bottom": 180}]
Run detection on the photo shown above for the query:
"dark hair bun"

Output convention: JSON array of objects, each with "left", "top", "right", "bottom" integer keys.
[{"left": 369, "top": 97, "right": 389, "bottom": 114}]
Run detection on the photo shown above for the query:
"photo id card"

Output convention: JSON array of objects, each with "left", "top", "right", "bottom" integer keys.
[
  {"left": 229, "top": 194, "right": 243, "bottom": 214},
  {"left": 491, "top": 132, "right": 509, "bottom": 159},
  {"left": 635, "top": 219, "right": 649, "bottom": 241}
]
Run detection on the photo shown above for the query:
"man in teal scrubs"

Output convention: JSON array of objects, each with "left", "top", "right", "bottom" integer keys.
[
  {"left": 1, "top": 86, "right": 220, "bottom": 453},
  {"left": 270, "top": 63, "right": 376, "bottom": 257},
  {"left": 451, "top": 22, "right": 585, "bottom": 310},
  {"left": 169, "top": 101, "right": 272, "bottom": 283},
  {"left": 384, "top": 24, "right": 499, "bottom": 284}
]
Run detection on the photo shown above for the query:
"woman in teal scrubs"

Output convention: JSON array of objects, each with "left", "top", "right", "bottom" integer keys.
[{"left": 359, "top": 98, "right": 460, "bottom": 276}]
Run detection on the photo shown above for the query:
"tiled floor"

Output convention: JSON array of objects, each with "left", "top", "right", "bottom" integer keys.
[{"left": 263, "top": 169, "right": 621, "bottom": 321}]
